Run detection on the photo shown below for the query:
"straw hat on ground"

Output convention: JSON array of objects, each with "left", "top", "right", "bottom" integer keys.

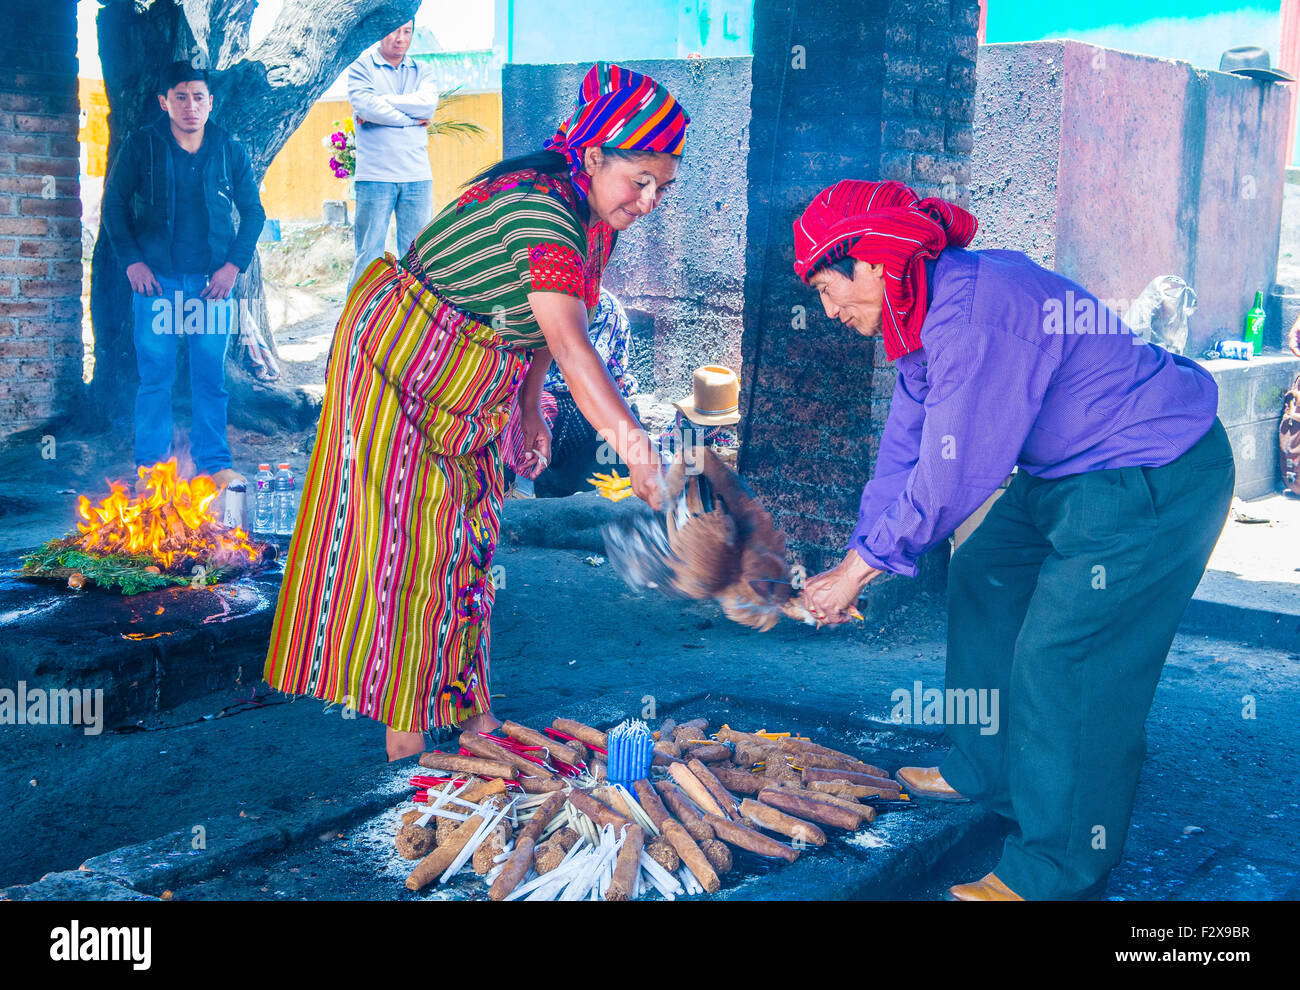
[{"left": 674, "top": 365, "right": 741, "bottom": 426}]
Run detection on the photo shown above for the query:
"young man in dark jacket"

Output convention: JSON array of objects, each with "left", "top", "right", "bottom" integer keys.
[{"left": 101, "top": 61, "right": 265, "bottom": 490}]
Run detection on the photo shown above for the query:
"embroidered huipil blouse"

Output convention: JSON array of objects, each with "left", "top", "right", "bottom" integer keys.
[{"left": 402, "top": 169, "right": 614, "bottom": 349}]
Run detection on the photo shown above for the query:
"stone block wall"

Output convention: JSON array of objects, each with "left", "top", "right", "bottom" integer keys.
[
  {"left": 971, "top": 40, "right": 1290, "bottom": 358},
  {"left": 501, "top": 58, "right": 751, "bottom": 398},
  {"left": 739, "top": 0, "right": 979, "bottom": 596}
]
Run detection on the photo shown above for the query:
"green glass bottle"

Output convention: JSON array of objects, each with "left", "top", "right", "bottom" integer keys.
[{"left": 1244, "top": 290, "right": 1265, "bottom": 355}]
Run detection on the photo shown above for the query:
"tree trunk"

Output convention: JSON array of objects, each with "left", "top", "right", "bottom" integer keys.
[{"left": 88, "top": 0, "right": 418, "bottom": 437}]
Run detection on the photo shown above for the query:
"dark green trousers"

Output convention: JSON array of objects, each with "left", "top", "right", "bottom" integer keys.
[{"left": 939, "top": 419, "right": 1235, "bottom": 900}]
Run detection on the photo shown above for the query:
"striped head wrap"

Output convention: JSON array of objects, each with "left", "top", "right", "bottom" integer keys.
[
  {"left": 544, "top": 62, "right": 690, "bottom": 203},
  {"left": 793, "top": 180, "right": 978, "bottom": 361}
]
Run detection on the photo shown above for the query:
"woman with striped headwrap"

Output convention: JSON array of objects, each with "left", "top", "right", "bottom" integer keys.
[
  {"left": 263, "top": 63, "right": 689, "bottom": 761},
  {"left": 794, "top": 180, "right": 1233, "bottom": 901}
]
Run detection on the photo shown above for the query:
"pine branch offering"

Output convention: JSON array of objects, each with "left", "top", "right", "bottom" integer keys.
[{"left": 16, "top": 460, "right": 275, "bottom": 595}]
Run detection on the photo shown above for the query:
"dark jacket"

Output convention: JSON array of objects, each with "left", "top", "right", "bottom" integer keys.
[{"left": 101, "top": 114, "right": 265, "bottom": 276}]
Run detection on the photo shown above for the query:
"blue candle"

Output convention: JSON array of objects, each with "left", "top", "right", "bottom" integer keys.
[{"left": 607, "top": 719, "right": 654, "bottom": 785}]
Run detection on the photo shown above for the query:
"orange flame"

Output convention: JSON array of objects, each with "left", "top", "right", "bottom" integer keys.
[{"left": 76, "top": 459, "right": 258, "bottom": 571}]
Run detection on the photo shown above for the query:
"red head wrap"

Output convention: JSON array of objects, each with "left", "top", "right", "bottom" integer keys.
[{"left": 793, "top": 180, "right": 978, "bottom": 361}]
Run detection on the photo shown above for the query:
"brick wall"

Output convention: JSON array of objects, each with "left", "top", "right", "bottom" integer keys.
[
  {"left": 0, "top": 0, "right": 83, "bottom": 436},
  {"left": 739, "top": 0, "right": 979, "bottom": 605}
]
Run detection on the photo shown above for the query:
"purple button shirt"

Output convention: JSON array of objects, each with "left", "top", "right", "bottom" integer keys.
[{"left": 849, "top": 247, "right": 1219, "bottom": 577}]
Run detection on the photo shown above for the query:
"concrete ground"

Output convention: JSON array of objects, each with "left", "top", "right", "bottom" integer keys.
[
  {"left": 1196, "top": 492, "right": 1300, "bottom": 618},
  {"left": 2, "top": 518, "right": 1297, "bottom": 898},
  {"left": 1, "top": 395, "right": 1296, "bottom": 899}
]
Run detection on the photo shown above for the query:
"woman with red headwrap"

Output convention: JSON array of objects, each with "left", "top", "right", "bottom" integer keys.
[
  {"left": 264, "top": 63, "right": 688, "bottom": 761},
  {"left": 797, "top": 180, "right": 1234, "bottom": 901}
]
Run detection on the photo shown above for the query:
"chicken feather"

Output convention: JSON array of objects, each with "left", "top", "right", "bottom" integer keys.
[{"left": 602, "top": 448, "right": 802, "bottom": 629}]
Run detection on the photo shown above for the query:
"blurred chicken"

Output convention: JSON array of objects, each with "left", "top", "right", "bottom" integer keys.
[{"left": 603, "top": 448, "right": 812, "bottom": 630}]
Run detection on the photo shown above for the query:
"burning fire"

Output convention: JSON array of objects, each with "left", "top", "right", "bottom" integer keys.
[{"left": 76, "top": 459, "right": 258, "bottom": 570}]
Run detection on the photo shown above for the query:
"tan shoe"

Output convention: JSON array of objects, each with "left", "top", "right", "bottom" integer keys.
[
  {"left": 211, "top": 467, "right": 247, "bottom": 490},
  {"left": 948, "top": 872, "right": 1024, "bottom": 901},
  {"left": 896, "top": 766, "right": 968, "bottom": 801}
]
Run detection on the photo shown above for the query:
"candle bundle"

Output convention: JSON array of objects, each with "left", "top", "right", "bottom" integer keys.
[
  {"left": 605, "top": 719, "right": 654, "bottom": 785},
  {"left": 392, "top": 714, "right": 906, "bottom": 901}
]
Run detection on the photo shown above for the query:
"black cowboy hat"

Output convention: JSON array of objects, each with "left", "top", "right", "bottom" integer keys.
[{"left": 1219, "top": 45, "right": 1295, "bottom": 83}]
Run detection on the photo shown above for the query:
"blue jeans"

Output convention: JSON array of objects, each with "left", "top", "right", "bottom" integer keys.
[
  {"left": 132, "top": 272, "right": 234, "bottom": 475},
  {"left": 350, "top": 180, "right": 433, "bottom": 287}
]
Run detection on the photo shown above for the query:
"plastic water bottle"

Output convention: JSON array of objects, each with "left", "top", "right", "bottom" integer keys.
[
  {"left": 273, "top": 463, "right": 297, "bottom": 537},
  {"left": 253, "top": 464, "right": 274, "bottom": 534}
]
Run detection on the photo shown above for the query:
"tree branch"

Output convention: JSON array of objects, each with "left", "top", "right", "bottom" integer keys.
[{"left": 209, "top": 0, "right": 419, "bottom": 177}]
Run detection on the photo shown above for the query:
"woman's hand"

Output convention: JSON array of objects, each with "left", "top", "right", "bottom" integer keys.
[
  {"left": 803, "top": 550, "right": 882, "bottom": 624},
  {"left": 529, "top": 290, "right": 658, "bottom": 505},
  {"left": 625, "top": 436, "right": 664, "bottom": 511},
  {"left": 515, "top": 403, "right": 552, "bottom": 480}
]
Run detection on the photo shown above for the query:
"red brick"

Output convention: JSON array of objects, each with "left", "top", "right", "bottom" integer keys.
[
  {"left": 0, "top": 301, "right": 51, "bottom": 318},
  {"left": 20, "top": 196, "right": 80, "bottom": 217},
  {"left": 5, "top": 258, "right": 50, "bottom": 277},
  {"left": 0, "top": 73, "right": 74, "bottom": 95},
  {"left": 18, "top": 360, "right": 57, "bottom": 381},
  {"left": 16, "top": 280, "right": 71, "bottom": 297},
  {"left": 0, "top": 175, "right": 42, "bottom": 194},
  {"left": 0, "top": 217, "right": 47, "bottom": 236},
  {"left": 49, "top": 300, "right": 80, "bottom": 320},
  {"left": 47, "top": 137, "right": 81, "bottom": 164},
  {"left": 14, "top": 319, "right": 58, "bottom": 336},
  {"left": 15, "top": 113, "right": 79, "bottom": 135},
  {"left": 0, "top": 133, "right": 46, "bottom": 155},
  {"left": 0, "top": 378, "right": 54, "bottom": 400},
  {"left": 51, "top": 340, "right": 83, "bottom": 359},
  {"left": 50, "top": 260, "right": 82, "bottom": 280},
  {"left": 17, "top": 237, "right": 77, "bottom": 258},
  {"left": 0, "top": 359, "right": 18, "bottom": 379},
  {"left": 14, "top": 155, "right": 77, "bottom": 178},
  {"left": 0, "top": 319, "right": 16, "bottom": 338},
  {"left": 48, "top": 217, "right": 81, "bottom": 239},
  {"left": 0, "top": 339, "right": 53, "bottom": 360},
  {"left": 0, "top": 90, "right": 74, "bottom": 114}
]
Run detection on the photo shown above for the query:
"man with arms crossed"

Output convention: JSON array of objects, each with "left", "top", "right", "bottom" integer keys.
[{"left": 347, "top": 20, "right": 439, "bottom": 287}]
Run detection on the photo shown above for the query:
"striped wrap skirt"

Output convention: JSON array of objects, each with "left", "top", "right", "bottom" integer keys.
[{"left": 262, "top": 254, "right": 529, "bottom": 731}]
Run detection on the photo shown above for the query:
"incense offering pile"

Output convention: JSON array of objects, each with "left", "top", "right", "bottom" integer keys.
[{"left": 391, "top": 716, "right": 909, "bottom": 901}]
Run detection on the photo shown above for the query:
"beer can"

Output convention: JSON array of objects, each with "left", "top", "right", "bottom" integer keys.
[
  {"left": 1213, "top": 339, "right": 1252, "bottom": 360},
  {"left": 222, "top": 482, "right": 247, "bottom": 531}
]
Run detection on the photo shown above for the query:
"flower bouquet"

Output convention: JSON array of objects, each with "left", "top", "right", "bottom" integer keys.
[{"left": 323, "top": 118, "right": 356, "bottom": 179}]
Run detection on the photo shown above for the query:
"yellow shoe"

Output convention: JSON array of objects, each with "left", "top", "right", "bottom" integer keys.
[
  {"left": 896, "top": 766, "right": 968, "bottom": 802},
  {"left": 948, "top": 872, "right": 1024, "bottom": 901}
]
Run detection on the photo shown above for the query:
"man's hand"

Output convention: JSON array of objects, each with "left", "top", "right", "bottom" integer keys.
[
  {"left": 126, "top": 261, "right": 162, "bottom": 296},
  {"left": 1288, "top": 312, "right": 1300, "bottom": 359},
  {"left": 355, "top": 113, "right": 366, "bottom": 125},
  {"left": 201, "top": 262, "right": 240, "bottom": 300},
  {"left": 803, "top": 550, "right": 882, "bottom": 624},
  {"left": 414, "top": 118, "right": 430, "bottom": 127}
]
